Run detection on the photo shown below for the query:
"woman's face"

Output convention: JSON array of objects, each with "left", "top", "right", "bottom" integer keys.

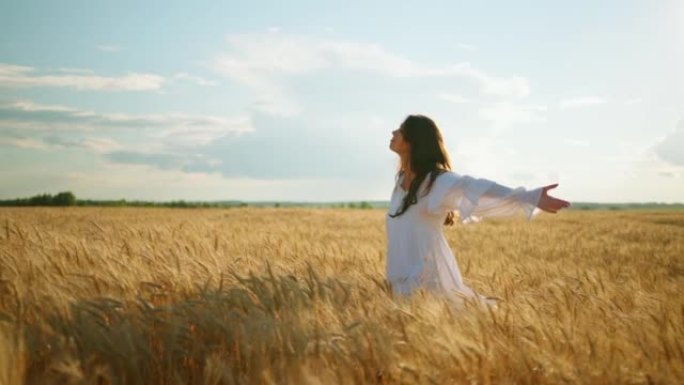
[{"left": 389, "top": 127, "right": 410, "bottom": 155}]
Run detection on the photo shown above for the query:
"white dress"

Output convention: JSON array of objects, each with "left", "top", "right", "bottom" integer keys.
[{"left": 385, "top": 170, "right": 543, "bottom": 302}]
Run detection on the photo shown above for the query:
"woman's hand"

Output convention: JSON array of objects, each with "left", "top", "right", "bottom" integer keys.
[{"left": 537, "top": 184, "right": 571, "bottom": 213}]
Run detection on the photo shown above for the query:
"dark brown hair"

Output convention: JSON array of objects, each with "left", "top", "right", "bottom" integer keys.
[{"left": 389, "top": 114, "right": 455, "bottom": 226}]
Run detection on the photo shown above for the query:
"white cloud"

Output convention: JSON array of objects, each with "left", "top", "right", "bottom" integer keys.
[
  {"left": 217, "top": 33, "right": 515, "bottom": 81},
  {"left": 425, "top": 63, "right": 530, "bottom": 98},
  {"left": 0, "top": 99, "right": 253, "bottom": 152},
  {"left": 439, "top": 93, "right": 470, "bottom": 104},
  {"left": 478, "top": 102, "right": 547, "bottom": 129},
  {"left": 0, "top": 63, "right": 32, "bottom": 76},
  {"left": 0, "top": 137, "right": 49, "bottom": 150},
  {"left": 173, "top": 72, "right": 219, "bottom": 87},
  {"left": 249, "top": 93, "right": 302, "bottom": 117},
  {"left": 214, "top": 55, "right": 301, "bottom": 116},
  {"left": 654, "top": 119, "right": 684, "bottom": 166},
  {"left": 559, "top": 96, "right": 607, "bottom": 110},
  {"left": 76, "top": 137, "right": 123, "bottom": 153},
  {"left": 0, "top": 63, "right": 164, "bottom": 91},
  {"left": 49, "top": 137, "right": 124, "bottom": 153},
  {"left": 57, "top": 67, "right": 95, "bottom": 74},
  {"left": 213, "top": 33, "right": 532, "bottom": 115},
  {"left": 0, "top": 131, "right": 122, "bottom": 153},
  {"left": 480, "top": 74, "right": 530, "bottom": 99},
  {"left": 8, "top": 99, "right": 80, "bottom": 113},
  {"left": 148, "top": 114, "right": 253, "bottom": 146}
]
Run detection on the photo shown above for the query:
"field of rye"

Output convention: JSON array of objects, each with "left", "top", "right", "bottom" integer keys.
[{"left": 0, "top": 207, "right": 682, "bottom": 384}]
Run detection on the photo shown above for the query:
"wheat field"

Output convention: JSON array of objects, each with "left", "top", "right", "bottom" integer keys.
[{"left": 0, "top": 207, "right": 682, "bottom": 384}]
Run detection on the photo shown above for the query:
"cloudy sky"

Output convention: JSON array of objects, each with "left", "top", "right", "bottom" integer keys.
[{"left": 1, "top": 0, "right": 682, "bottom": 203}]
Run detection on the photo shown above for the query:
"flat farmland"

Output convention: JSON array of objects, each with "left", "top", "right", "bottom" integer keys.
[{"left": 0, "top": 207, "right": 682, "bottom": 384}]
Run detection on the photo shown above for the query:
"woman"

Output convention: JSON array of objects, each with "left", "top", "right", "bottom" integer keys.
[{"left": 387, "top": 114, "right": 570, "bottom": 304}]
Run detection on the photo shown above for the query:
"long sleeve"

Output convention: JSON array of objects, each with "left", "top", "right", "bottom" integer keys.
[{"left": 426, "top": 171, "right": 543, "bottom": 224}]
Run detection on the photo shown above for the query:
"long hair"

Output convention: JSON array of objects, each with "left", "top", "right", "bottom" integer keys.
[{"left": 389, "top": 114, "right": 455, "bottom": 226}]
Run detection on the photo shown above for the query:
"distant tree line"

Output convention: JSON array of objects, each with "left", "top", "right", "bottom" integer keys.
[
  {"left": 76, "top": 199, "right": 249, "bottom": 209},
  {"left": 570, "top": 202, "right": 684, "bottom": 211},
  {"left": 0, "top": 191, "right": 77, "bottom": 206},
  {"left": 0, "top": 191, "right": 237, "bottom": 208},
  {"left": 0, "top": 192, "right": 387, "bottom": 210},
  {"left": 330, "top": 202, "right": 374, "bottom": 209},
  {"left": 2, "top": 192, "right": 681, "bottom": 211},
  {"left": 0, "top": 192, "right": 254, "bottom": 208}
]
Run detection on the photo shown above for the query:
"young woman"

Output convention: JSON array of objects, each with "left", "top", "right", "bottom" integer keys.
[{"left": 387, "top": 114, "right": 570, "bottom": 303}]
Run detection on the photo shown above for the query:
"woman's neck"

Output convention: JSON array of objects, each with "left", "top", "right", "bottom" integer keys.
[{"left": 400, "top": 156, "right": 414, "bottom": 177}]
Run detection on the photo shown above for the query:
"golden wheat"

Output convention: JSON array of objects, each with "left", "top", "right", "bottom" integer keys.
[{"left": 0, "top": 207, "right": 682, "bottom": 384}]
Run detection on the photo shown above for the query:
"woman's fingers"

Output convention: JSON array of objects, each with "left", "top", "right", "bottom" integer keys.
[
  {"left": 538, "top": 194, "right": 571, "bottom": 213},
  {"left": 549, "top": 197, "right": 570, "bottom": 212}
]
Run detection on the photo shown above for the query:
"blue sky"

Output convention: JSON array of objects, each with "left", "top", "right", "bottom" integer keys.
[{"left": 1, "top": 0, "right": 682, "bottom": 202}]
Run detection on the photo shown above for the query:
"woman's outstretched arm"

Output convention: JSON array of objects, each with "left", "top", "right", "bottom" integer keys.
[{"left": 427, "top": 171, "right": 570, "bottom": 223}]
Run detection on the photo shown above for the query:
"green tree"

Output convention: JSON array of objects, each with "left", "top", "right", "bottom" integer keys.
[
  {"left": 53, "top": 191, "right": 76, "bottom": 206},
  {"left": 28, "top": 193, "right": 53, "bottom": 206}
]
